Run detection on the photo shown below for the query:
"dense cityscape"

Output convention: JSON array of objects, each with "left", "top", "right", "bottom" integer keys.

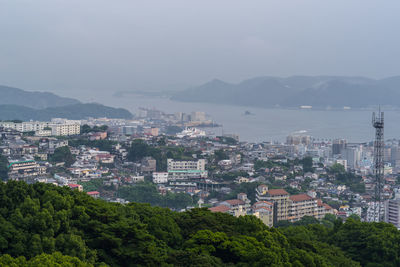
[
  {"left": 3, "top": 1, "right": 400, "bottom": 266},
  {"left": 0, "top": 107, "right": 397, "bottom": 228}
]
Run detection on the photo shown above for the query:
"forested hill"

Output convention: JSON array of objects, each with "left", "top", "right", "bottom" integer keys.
[
  {"left": 0, "top": 103, "right": 133, "bottom": 121},
  {"left": 0, "top": 182, "right": 398, "bottom": 266},
  {"left": 0, "top": 85, "right": 80, "bottom": 109},
  {"left": 0, "top": 85, "right": 133, "bottom": 120},
  {"left": 171, "top": 75, "right": 400, "bottom": 108}
]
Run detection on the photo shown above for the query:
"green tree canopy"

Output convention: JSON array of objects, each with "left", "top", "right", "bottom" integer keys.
[
  {"left": 0, "top": 155, "right": 9, "bottom": 180},
  {"left": 49, "top": 146, "right": 75, "bottom": 167}
]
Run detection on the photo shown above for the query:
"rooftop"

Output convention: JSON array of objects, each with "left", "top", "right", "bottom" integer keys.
[
  {"left": 290, "top": 194, "right": 313, "bottom": 202},
  {"left": 87, "top": 191, "right": 100, "bottom": 195},
  {"left": 209, "top": 205, "right": 231, "bottom": 213},
  {"left": 223, "top": 199, "right": 245, "bottom": 206},
  {"left": 268, "top": 189, "right": 289, "bottom": 196}
]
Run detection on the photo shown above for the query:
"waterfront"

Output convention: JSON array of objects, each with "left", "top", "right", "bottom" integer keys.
[{"left": 88, "top": 92, "right": 400, "bottom": 143}]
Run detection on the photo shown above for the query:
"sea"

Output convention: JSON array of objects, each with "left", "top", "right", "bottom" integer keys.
[{"left": 85, "top": 92, "right": 400, "bottom": 143}]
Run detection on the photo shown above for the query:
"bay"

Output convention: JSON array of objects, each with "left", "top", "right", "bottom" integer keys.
[{"left": 87, "top": 92, "right": 399, "bottom": 143}]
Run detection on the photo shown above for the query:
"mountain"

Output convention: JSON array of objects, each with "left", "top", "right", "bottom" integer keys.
[
  {"left": 0, "top": 103, "right": 132, "bottom": 121},
  {"left": 0, "top": 85, "right": 80, "bottom": 109},
  {"left": 171, "top": 76, "right": 400, "bottom": 108},
  {"left": 0, "top": 85, "right": 133, "bottom": 120}
]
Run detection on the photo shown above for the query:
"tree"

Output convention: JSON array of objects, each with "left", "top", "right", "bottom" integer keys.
[
  {"left": 301, "top": 156, "right": 314, "bottom": 173},
  {"left": 0, "top": 180, "right": 393, "bottom": 266},
  {"left": 81, "top": 124, "right": 92, "bottom": 134},
  {"left": 50, "top": 147, "right": 75, "bottom": 167},
  {"left": 0, "top": 252, "right": 94, "bottom": 267},
  {"left": 330, "top": 163, "right": 346, "bottom": 174},
  {"left": 0, "top": 155, "right": 9, "bottom": 180},
  {"left": 214, "top": 149, "right": 229, "bottom": 162}
]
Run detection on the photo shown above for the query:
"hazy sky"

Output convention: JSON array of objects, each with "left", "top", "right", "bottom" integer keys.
[{"left": 1, "top": 0, "right": 400, "bottom": 96}]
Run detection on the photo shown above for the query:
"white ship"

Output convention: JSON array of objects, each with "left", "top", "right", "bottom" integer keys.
[{"left": 176, "top": 127, "right": 206, "bottom": 138}]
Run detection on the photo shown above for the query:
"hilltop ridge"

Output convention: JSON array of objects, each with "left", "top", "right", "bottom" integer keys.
[{"left": 172, "top": 75, "right": 400, "bottom": 108}]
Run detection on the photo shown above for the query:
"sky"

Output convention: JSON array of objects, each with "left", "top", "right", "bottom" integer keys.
[{"left": 1, "top": 0, "right": 400, "bottom": 97}]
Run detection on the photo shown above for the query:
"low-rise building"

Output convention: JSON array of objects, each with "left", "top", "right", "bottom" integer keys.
[
  {"left": 141, "top": 157, "right": 156, "bottom": 173},
  {"left": 68, "top": 183, "right": 83, "bottom": 192},
  {"left": 87, "top": 191, "right": 100, "bottom": 199},
  {"left": 8, "top": 159, "right": 46, "bottom": 179}
]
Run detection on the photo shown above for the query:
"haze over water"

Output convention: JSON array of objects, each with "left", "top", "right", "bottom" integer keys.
[{"left": 86, "top": 91, "right": 399, "bottom": 143}]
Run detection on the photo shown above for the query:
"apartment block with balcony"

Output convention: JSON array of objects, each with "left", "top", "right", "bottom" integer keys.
[
  {"left": 252, "top": 201, "right": 274, "bottom": 227},
  {"left": 167, "top": 158, "right": 207, "bottom": 180},
  {"left": 288, "top": 194, "right": 318, "bottom": 222},
  {"left": 8, "top": 160, "right": 46, "bottom": 179},
  {"left": 256, "top": 185, "right": 290, "bottom": 221}
]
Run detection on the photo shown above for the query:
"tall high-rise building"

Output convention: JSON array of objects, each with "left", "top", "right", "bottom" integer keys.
[
  {"left": 344, "top": 145, "right": 362, "bottom": 170},
  {"left": 332, "top": 139, "right": 347, "bottom": 155}
]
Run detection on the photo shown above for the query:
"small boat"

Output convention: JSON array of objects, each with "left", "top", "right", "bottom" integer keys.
[{"left": 243, "top": 110, "right": 254, "bottom": 116}]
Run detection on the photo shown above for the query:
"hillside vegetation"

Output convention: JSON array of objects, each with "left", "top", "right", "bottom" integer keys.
[{"left": 0, "top": 181, "right": 398, "bottom": 266}]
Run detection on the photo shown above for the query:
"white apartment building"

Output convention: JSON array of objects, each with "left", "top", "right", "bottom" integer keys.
[
  {"left": 0, "top": 121, "right": 47, "bottom": 132},
  {"left": 152, "top": 172, "right": 169, "bottom": 184},
  {"left": 366, "top": 201, "right": 385, "bottom": 222},
  {"left": 0, "top": 121, "right": 80, "bottom": 136},
  {"left": 167, "top": 158, "right": 207, "bottom": 180},
  {"left": 49, "top": 123, "right": 80, "bottom": 136}
]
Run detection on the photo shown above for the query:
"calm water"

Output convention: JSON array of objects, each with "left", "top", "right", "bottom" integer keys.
[{"left": 86, "top": 92, "right": 400, "bottom": 143}]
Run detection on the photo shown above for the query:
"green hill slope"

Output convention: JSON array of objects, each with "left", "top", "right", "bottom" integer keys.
[{"left": 0, "top": 181, "right": 398, "bottom": 266}]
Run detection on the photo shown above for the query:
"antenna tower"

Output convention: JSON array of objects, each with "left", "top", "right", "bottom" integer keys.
[{"left": 372, "top": 108, "right": 384, "bottom": 222}]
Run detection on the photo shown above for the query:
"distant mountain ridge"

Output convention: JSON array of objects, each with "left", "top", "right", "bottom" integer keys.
[
  {"left": 0, "top": 85, "right": 80, "bottom": 109},
  {"left": 171, "top": 76, "right": 400, "bottom": 108},
  {"left": 0, "top": 85, "right": 133, "bottom": 120}
]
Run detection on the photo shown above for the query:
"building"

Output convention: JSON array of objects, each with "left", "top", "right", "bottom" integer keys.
[
  {"left": 252, "top": 201, "right": 274, "bottom": 227},
  {"left": 286, "top": 134, "right": 311, "bottom": 145},
  {"left": 315, "top": 199, "right": 334, "bottom": 219},
  {"left": 256, "top": 185, "right": 333, "bottom": 222},
  {"left": 288, "top": 194, "right": 317, "bottom": 222},
  {"left": 143, "top": 127, "right": 159, "bottom": 136},
  {"left": 152, "top": 172, "right": 169, "bottom": 184},
  {"left": 385, "top": 189, "right": 400, "bottom": 229},
  {"left": 332, "top": 139, "right": 347, "bottom": 155},
  {"left": 49, "top": 123, "right": 80, "bottom": 136},
  {"left": 0, "top": 121, "right": 80, "bottom": 136},
  {"left": 87, "top": 191, "right": 100, "bottom": 199},
  {"left": 141, "top": 157, "right": 157, "bottom": 173},
  {"left": 209, "top": 193, "right": 251, "bottom": 217},
  {"left": 343, "top": 145, "right": 362, "bottom": 170},
  {"left": 68, "top": 184, "right": 83, "bottom": 192},
  {"left": 89, "top": 132, "right": 107, "bottom": 140},
  {"left": 131, "top": 175, "right": 145, "bottom": 183},
  {"left": 8, "top": 160, "right": 46, "bottom": 179},
  {"left": 191, "top": 111, "right": 206, "bottom": 122},
  {"left": 256, "top": 185, "right": 290, "bottom": 221},
  {"left": 167, "top": 159, "right": 207, "bottom": 180}
]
